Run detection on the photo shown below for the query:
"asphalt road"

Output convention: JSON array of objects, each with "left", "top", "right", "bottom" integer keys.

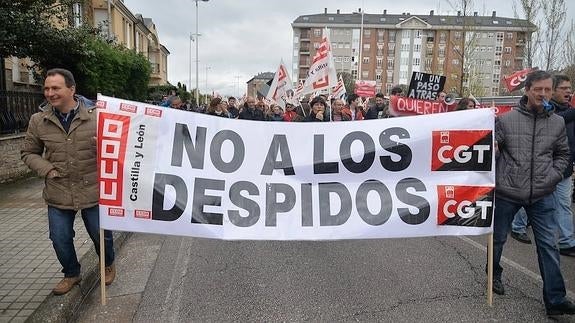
[{"left": 76, "top": 230, "right": 575, "bottom": 322}]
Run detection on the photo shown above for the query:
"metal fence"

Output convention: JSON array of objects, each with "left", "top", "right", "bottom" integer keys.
[{"left": 0, "top": 90, "right": 44, "bottom": 135}]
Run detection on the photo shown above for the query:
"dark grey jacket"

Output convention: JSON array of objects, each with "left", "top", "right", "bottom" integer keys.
[{"left": 495, "top": 96, "right": 570, "bottom": 204}]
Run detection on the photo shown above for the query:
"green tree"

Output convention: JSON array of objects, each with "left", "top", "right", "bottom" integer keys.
[
  {"left": 338, "top": 72, "right": 355, "bottom": 95},
  {"left": 75, "top": 37, "right": 150, "bottom": 101}
]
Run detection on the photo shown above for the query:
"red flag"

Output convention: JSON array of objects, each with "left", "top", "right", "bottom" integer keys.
[{"left": 503, "top": 67, "right": 536, "bottom": 92}]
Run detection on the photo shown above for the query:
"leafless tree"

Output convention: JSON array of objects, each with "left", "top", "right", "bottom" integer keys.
[
  {"left": 512, "top": 0, "right": 541, "bottom": 68},
  {"left": 540, "top": 0, "right": 566, "bottom": 70},
  {"left": 446, "top": 0, "right": 483, "bottom": 96},
  {"left": 562, "top": 20, "right": 575, "bottom": 81}
]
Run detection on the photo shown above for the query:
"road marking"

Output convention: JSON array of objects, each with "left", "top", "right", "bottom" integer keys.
[
  {"left": 163, "top": 237, "right": 194, "bottom": 323},
  {"left": 458, "top": 236, "right": 575, "bottom": 300}
]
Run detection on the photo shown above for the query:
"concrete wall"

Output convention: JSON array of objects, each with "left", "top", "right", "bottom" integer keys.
[{"left": 0, "top": 134, "right": 33, "bottom": 183}]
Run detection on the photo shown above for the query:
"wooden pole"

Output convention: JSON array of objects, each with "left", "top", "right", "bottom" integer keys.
[
  {"left": 487, "top": 232, "right": 493, "bottom": 306},
  {"left": 100, "top": 229, "right": 107, "bottom": 305}
]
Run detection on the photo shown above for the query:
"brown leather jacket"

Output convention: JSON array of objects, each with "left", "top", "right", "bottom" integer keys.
[{"left": 21, "top": 100, "right": 98, "bottom": 210}]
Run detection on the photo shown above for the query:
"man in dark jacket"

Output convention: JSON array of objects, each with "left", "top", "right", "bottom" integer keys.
[
  {"left": 511, "top": 75, "right": 575, "bottom": 254},
  {"left": 490, "top": 70, "right": 574, "bottom": 316},
  {"left": 21, "top": 68, "right": 115, "bottom": 295},
  {"left": 364, "top": 93, "right": 390, "bottom": 119},
  {"left": 238, "top": 96, "right": 265, "bottom": 121}
]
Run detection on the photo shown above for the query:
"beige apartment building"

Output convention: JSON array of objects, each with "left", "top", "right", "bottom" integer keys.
[
  {"left": 292, "top": 9, "right": 536, "bottom": 96},
  {"left": 3, "top": 0, "right": 169, "bottom": 90}
]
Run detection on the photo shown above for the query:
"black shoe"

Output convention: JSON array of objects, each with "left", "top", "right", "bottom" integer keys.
[
  {"left": 547, "top": 300, "right": 575, "bottom": 316},
  {"left": 492, "top": 279, "right": 505, "bottom": 295},
  {"left": 510, "top": 231, "right": 532, "bottom": 244},
  {"left": 559, "top": 246, "right": 575, "bottom": 257}
]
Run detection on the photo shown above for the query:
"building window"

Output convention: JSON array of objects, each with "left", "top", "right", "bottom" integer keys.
[
  {"left": 377, "top": 58, "right": 383, "bottom": 67},
  {"left": 389, "top": 32, "right": 396, "bottom": 42},
  {"left": 506, "top": 32, "right": 513, "bottom": 39},
  {"left": 363, "top": 43, "right": 370, "bottom": 51},
  {"left": 363, "top": 57, "right": 370, "bottom": 64},
  {"left": 414, "top": 44, "right": 421, "bottom": 52},
  {"left": 386, "top": 71, "right": 393, "bottom": 82},
  {"left": 439, "top": 32, "right": 446, "bottom": 43},
  {"left": 488, "top": 33, "right": 494, "bottom": 38},
  {"left": 505, "top": 60, "right": 511, "bottom": 66},
  {"left": 376, "top": 74, "right": 382, "bottom": 80},
  {"left": 455, "top": 31, "right": 462, "bottom": 39},
  {"left": 362, "top": 71, "right": 369, "bottom": 78},
  {"left": 314, "top": 29, "right": 322, "bottom": 37},
  {"left": 339, "top": 42, "right": 344, "bottom": 49},
  {"left": 505, "top": 47, "right": 511, "bottom": 53},
  {"left": 452, "top": 59, "right": 459, "bottom": 65},
  {"left": 413, "top": 58, "right": 420, "bottom": 66},
  {"left": 387, "top": 58, "right": 394, "bottom": 69},
  {"left": 313, "top": 42, "right": 320, "bottom": 49},
  {"left": 401, "top": 43, "right": 409, "bottom": 51},
  {"left": 345, "top": 42, "right": 350, "bottom": 48},
  {"left": 364, "top": 29, "right": 371, "bottom": 36},
  {"left": 402, "top": 30, "right": 410, "bottom": 37},
  {"left": 438, "top": 47, "right": 445, "bottom": 56}
]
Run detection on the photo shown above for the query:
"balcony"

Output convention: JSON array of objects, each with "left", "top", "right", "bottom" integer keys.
[
  {"left": 300, "top": 46, "right": 310, "bottom": 54},
  {"left": 300, "top": 32, "right": 310, "bottom": 40},
  {"left": 299, "top": 59, "right": 310, "bottom": 67}
]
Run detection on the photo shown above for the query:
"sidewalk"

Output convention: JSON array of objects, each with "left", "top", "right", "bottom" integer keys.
[{"left": 0, "top": 177, "right": 128, "bottom": 322}]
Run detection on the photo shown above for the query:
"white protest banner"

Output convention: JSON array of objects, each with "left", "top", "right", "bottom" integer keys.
[
  {"left": 300, "top": 28, "right": 338, "bottom": 96},
  {"left": 97, "top": 95, "right": 495, "bottom": 240},
  {"left": 266, "top": 59, "right": 294, "bottom": 108}
]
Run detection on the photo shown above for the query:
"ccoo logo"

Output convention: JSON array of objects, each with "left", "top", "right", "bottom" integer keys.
[
  {"left": 437, "top": 185, "right": 494, "bottom": 227},
  {"left": 431, "top": 130, "right": 493, "bottom": 171}
]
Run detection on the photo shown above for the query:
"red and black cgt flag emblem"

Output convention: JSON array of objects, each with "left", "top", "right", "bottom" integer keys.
[
  {"left": 431, "top": 130, "right": 492, "bottom": 171},
  {"left": 437, "top": 185, "right": 494, "bottom": 227}
]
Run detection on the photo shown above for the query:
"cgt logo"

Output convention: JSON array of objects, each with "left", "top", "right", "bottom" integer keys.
[
  {"left": 98, "top": 112, "right": 131, "bottom": 207},
  {"left": 431, "top": 130, "right": 493, "bottom": 171},
  {"left": 437, "top": 185, "right": 494, "bottom": 227}
]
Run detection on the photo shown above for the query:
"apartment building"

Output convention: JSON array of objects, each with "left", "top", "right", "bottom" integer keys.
[
  {"left": 292, "top": 9, "right": 536, "bottom": 96},
  {"left": 3, "top": 0, "right": 169, "bottom": 90},
  {"left": 89, "top": 0, "right": 170, "bottom": 85}
]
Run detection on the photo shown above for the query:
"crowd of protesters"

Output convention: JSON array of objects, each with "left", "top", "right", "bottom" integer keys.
[{"left": 159, "top": 84, "right": 480, "bottom": 123}]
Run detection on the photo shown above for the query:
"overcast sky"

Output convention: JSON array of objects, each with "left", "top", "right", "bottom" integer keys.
[{"left": 123, "top": 0, "right": 574, "bottom": 97}]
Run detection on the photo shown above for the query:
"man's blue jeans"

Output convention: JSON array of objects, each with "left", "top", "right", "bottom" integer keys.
[
  {"left": 553, "top": 177, "right": 575, "bottom": 249},
  {"left": 511, "top": 207, "right": 528, "bottom": 234},
  {"left": 492, "top": 195, "right": 568, "bottom": 308},
  {"left": 48, "top": 205, "right": 114, "bottom": 277},
  {"left": 512, "top": 177, "right": 575, "bottom": 248}
]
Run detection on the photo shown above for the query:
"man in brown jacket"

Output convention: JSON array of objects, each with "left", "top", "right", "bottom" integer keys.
[{"left": 21, "top": 68, "right": 115, "bottom": 295}]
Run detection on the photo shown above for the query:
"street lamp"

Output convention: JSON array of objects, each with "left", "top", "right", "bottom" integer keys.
[
  {"left": 189, "top": 32, "right": 193, "bottom": 96},
  {"left": 205, "top": 66, "right": 211, "bottom": 105},
  {"left": 194, "top": 0, "right": 209, "bottom": 107}
]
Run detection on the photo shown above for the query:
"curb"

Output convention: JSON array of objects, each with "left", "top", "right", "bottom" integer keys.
[{"left": 25, "top": 231, "right": 131, "bottom": 323}]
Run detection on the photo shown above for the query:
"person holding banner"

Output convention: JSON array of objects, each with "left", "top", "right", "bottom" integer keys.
[
  {"left": 304, "top": 96, "right": 330, "bottom": 122},
  {"left": 21, "top": 68, "right": 116, "bottom": 295},
  {"left": 490, "top": 70, "right": 575, "bottom": 316},
  {"left": 206, "top": 97, "right": 230, "bottom": 118},
  {"left": 238, "top": 96, "right": 265, "bottom": 121},
  {"left": 341, "top": 93, "right": 365, "bottom": 121},
  {"left": 364, "top": 93, "right": 389, "bottom": 119},
  {"left": 510, "top": 75, "right": 575, "bottom": 256}
]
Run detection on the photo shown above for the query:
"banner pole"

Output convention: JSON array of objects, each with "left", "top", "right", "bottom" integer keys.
[
  {"left": 99, "top": 229, "right": 107, "bottom": 305},
  {"left": 487, "top": 232, "right": 493, "bottom": 306}
]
